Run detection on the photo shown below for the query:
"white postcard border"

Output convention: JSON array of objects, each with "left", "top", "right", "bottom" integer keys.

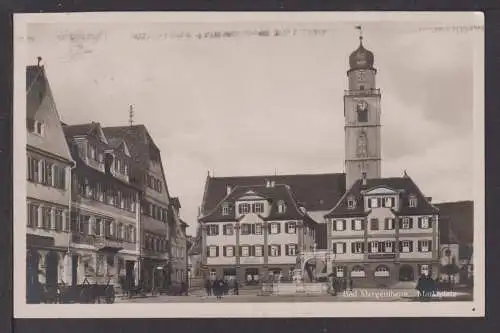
[{"left": 13, "top": 11, "right": 485, "bottom": 318}]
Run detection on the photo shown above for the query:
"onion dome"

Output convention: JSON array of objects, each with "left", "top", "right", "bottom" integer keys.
[{"left": 349, "top": 37, "right": 374, "bottom": 70}]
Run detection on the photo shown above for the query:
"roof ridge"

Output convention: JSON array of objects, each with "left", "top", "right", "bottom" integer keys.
[{"left": 210, "top": 172, "right": 344, "bottom": 180}]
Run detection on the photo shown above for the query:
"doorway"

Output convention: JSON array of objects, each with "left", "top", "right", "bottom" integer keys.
[
  {"left": 125, "top": 261, "right": 135, "bottom": 289},
  {"left": 398, "top": 265, "right": 415, "bottom": 281},
  {"left": 45, "top": 251, "right": 59, "bottom": 287},
  {"left": 71, "top": 254, "right": 79, "bottom": 285}
]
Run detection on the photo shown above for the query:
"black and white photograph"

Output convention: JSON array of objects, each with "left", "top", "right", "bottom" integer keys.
[{"left": 13, "top": 12, "right": 484, "bottom": 317}]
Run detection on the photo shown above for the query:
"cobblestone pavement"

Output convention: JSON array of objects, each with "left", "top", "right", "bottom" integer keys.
[{"left": 115, "top": 288, "right": 472, "bottom": 303}]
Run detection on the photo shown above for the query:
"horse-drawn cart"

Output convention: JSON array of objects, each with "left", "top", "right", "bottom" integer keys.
[{"left": 54, "top": 278, "right": 116, "bottom": 304}]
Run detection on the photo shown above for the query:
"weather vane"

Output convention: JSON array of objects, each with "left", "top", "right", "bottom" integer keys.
[{"left": 355, "top": 25, "right": 363, "bottom": 42}]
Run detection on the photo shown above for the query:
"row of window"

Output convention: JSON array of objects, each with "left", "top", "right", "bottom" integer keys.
[
  {"left": 71, "top": 213, "right": 137, "bottom": 243},
  {"left": 207, "top": 222, "right": 298, "bottom": 236},
  {"left": 27, "top": 203, "right": 67, "bottom": 231},
  {"left": 331, "top": 240, "right": 433, "bottom": 254},
  {"left": 146, "top": 174, "right": 163, "bottom": 193},
  {"left": 75, "top": 175, "right": 137, "bottom": 213},
  {"left": 206, "top": 244, "right": 297, "bottom": 257},
  {"left": 332, "top": 216, "right": 432, "bottom": 232},
  {"left": 221, "top": 201, "right": 288, "bottom": 216},
  {"left": 144, "top": 233, "right": 168, "bottom": 253},
  {"left": 141, "top": 201, "right": 168, "bottom": 222},
  {"left": 347, "top": 196, "right": 419, "bottom": 210},
  {"left": 27, "top": 156, "right": 66, "bottom": 189}
]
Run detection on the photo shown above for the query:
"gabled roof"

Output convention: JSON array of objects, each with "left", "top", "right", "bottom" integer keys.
[
  {"left": 199, "top": 183, "right": 318, "bottom": 225},
  {"left": 435, "top": 200, "right": 474, "bottom": 245},
  {"left": 325, "top": 176, "right": 438, "bottom": 218},
  {"left": 26, "top": 65, "right": 73, "bottom": 163},
  {"left": 200, "top": 173, "right": 346, "bottom": 217}
]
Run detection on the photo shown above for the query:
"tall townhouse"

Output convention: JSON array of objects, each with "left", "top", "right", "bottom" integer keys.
[
  {"left": 25, "top": 63, "right": 75, "bottom": 302},
  {"left": 168, "top": 197, "right": 189, "bottom": 285},
  {"left": 103, "top": 125, "right": 171, "bottom": 291},
  {"left": 198, "top": 176, "right": 325, "bottom": 284},
  {"left": 63, "top": 122, "right": 140, "bottom": 292},
  {"left": 324, "top": 174, "right": 440, "bottom": 287}
]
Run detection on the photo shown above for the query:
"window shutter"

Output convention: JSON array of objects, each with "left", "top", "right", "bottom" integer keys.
[
  {"left": 285, "top": 222, "right": 289, "bottom": 234},
  {"left": 391, "top": 197, "right": 395, "bottom": 207},
  {"left": 216, "top": 225, "right": 220, "bottom": 235},
  {"left": 351, "top": 220, "right": 355, "bottom": 230},
  {"left": 343, "top": 243, "right": 346, "bottom": 254},
  {"left": 398, "top": 241, "right": 403, "bottom": 252},
  {"left": 223, "top": 246, "right": 227, "bottom": 257},
  {"left": 268, "top": 223, "right": 272, "bottom": 234},
  {"left": 285, "top": 245, "right": 289, "bottom": 256},
  {"left": 398, "top": 218, "right": 402, "bottom": 229},
  {"left": 332, "top": 220, "right": 337, "bottom": 231},
  {"left": 368, "top": 242, "right": 372, "bottom": 253},
  {"left": 392, "top": 241, "right": 396, "bottom": 252},
  {"left": 409, "top": 241, "right": 414, "bottom": 252},
  {"left": 428, "top": 217, "right": 433, "bottom": 228},
  {"left": 342, "top": 220, "right": 346, "bottom": 231},
  {"left": 417, "top": 241, "right": 422, "bottom": 252},
  {"left": 332, "top": 243, "right": 336, "bottom": 254},
  {"left": 277, "top": 223, "right": 281, "bottom": 234},
  {"left": 384, "top": 218, "right": 388, "bottom": 230},
  {"left": 215, "top": 246, "right": 219, "bottom": 257},
  {"left": 361, "top": 243, "right": 365, "bottom": 253},
  {"left": 351, "top": 243, "right": 355, "bottom": 253},
  {"left": 429, "top": 241, "right": 432, "bottom": 251},
  {"left": 206, "top": 247, "right": 210, "bottom": 257},
  {"left": 377, "top": 198, "right": 382, "bottom": 207},
  {"left": 368, "top": 199, "right": 372, "bottom": 208},
  {"left": 418, "top": 217, "right": 422, "bottom": 228},
  {"left": 223, "top": 225, "right": 227, "bottom": 235}
]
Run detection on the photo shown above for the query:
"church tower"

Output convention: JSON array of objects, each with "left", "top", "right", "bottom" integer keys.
[{"left": 344, "top": 27, "right": 382, "bottom": 190}]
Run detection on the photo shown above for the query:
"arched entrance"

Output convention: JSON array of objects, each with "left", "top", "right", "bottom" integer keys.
[
  {"left": 304, "top": 259, "right": 316, "bottom": 282},
  {"left": 398, "top": 264, "right": 414, "bottom": 281}
]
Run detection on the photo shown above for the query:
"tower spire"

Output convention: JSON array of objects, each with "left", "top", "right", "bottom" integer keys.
[{"left": 128, "top": 104, "right": 134, "bottom": 127}]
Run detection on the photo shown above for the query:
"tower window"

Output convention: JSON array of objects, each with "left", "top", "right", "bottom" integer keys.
[{"left": 356, "top": 101, "right": 368, "bottom": 122}]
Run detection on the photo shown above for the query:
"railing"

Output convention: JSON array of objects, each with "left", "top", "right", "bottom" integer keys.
[
  {"left": 71, "top": 233, "right": 95, "bottom": 246},
  {"left": 344, "top": 88, "right": 380, "bottom": 96}
]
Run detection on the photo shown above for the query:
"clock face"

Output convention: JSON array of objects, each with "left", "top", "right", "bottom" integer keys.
[
  {"left": 356, "top": 70, "right": 366, "bottom": 81},
  {"left": 357, "top": 100, "right": 368, "bottom": 110}
]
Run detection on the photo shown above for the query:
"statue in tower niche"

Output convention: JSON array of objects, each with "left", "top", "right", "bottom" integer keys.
[{"left": 356, "top": 131, "right": 368, "bottom": 157}]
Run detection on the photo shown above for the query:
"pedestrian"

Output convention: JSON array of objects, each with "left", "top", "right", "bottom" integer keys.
[
  {"left": 213, "top": 278, "right": 225, "bottom": 300},
  {"left": 204, "top": 279, "right": 212, "bottom": 296},
  {"left": 348, "top": 277, "right": 353, "bottom": 291},
  {"left": 234, "top": 279, "right": 239, "bottom": 296}
]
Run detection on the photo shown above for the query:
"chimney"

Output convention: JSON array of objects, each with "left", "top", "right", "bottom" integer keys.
[
  {"left": 426, "top": 197, "right": 432, "bottom": 203},
  {"left": 226, "top": 185, "right": 232, "bottom": 195},
  {"left": 362, "top": 172, "right": 367, "bottom": 186}
]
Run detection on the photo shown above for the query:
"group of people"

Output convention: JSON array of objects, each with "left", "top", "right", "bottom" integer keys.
[
  {"left": 330, "top": 277, "right": 354, "bottom": 295},
  {"left": 416, "top": 274, "right": 439, "bottom": 299},
  {"left": 204, "top": 278, "right": 240, "bottom": 300}
]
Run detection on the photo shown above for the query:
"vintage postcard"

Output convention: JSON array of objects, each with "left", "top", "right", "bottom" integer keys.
[{"left": 13, "top": 12, "right": 484, "bottom": 318}]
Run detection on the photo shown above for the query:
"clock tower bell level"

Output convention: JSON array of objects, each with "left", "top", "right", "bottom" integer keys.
[{"left": 344, "top": 32, "right": 382, "bottom": 190}]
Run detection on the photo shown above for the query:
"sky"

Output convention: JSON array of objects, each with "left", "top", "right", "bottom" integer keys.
[{"left": 24, "top": 18, "right": 481, "bottom": 235}]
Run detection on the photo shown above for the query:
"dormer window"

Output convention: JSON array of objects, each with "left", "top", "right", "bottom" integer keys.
[
  {"left": 252, "top": 202, "right": 264, "bottom": 214},
  {"left": 238, "top": 203, "right": 250, "bottom": 214},
  {"left": 277, "top": 200, "right": 287, "bottom": 213},
  {"left": 222, "top": 203, "right": 230, "bottom": 216},
  {"left": 409, "top": 195, "right": 418, "bottom": 208},
  {"left": 347, "top": 196, "right": 356, "bottom": 209}
]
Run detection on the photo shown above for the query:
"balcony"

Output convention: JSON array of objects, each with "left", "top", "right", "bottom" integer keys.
[
  {"left": 344, "top": 89, "right": 380, "bottom": 97},
  {"left": 94, "top": 235, "right": 124, "bottom": 251}
]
